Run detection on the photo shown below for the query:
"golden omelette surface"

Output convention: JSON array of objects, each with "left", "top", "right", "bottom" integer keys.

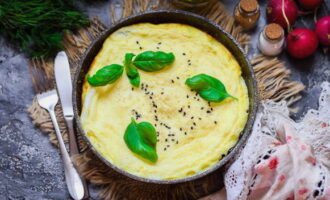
[{"left": 81, "top": 23, "right": 249, "bottom": 180}]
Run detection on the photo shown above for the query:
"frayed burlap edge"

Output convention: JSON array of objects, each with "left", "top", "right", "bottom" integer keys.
[
  {"left": 251, "top": 55, "right": 305, "bottom": 113},
  {"left": 27, "top": 0, "right": 304, "bottom": 199}
]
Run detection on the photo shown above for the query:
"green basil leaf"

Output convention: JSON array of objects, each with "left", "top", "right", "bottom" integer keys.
[
  {"left": 87, "top": 64, "right": 123, "bottom": 87},
  {"left": 124, "top": 118, "right": 158, "bottom": 163},
  {"left": 185, "top": 74, "right": 237, "bottom": 102},
  {"left": 183, "top": 75, "right": 210, "bottom": 90},
  {"left": 124, "top": 53, "right": 140, "bottom": 87},
  {"left": 137, "top": 122, "right": 157, "bottom": 148},
  {"left": 133, "top": 51, "right": 175, "bottom": 72}
]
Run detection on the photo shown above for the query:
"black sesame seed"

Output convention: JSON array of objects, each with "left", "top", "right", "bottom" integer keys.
[
  {"left": 171, "top": 80, "right": 174, "bottom": 83},
  {"left": 176, "top": 141, "right": 179, "bottom": 144},
  {"left": 158, "top": 42, "right": 162, "bottom": 45},
  {"left": 193, "top": 122, "right": 196, "bottom": 126},
  {"left": 171, "top": 139, "right": 175, "bottom": 142},
  {"left": 182, "top": 53, "right": 186, "bottom": 56},
  {"left": 191, "top": 116, "right": 194, "bottom": 119},
  {"left": 139, "top": 47, "right": 143, "bottom": 50},
  {"left": 156, "top": 47, "right": 160, "bottom": 49},
  {"left": 188, "top": 59, "right": 191, "bottom": 62},
  {"left": 184, "top": 132, "right": 187, "bottom": 135},
  {"left": 186, "top": 95, "right": 189, "bottom": 98},
  {"left": 201, "top": 107, "right": 204, "bottom": 110},
  {"left": 214, "top": 121, "right": 217, "bottom": 124},
  {"left": 207, "top": 110, "right": 211, "bottom": 114},
  {"left": 131, "top": 87, "right": 134, "bottom": 91},
  {"left": 164, "top": 148, "right": 167, "bottom": 151},
  {"left": 168, "top": 134, "right": 171, "bottom": 136},
  {"left": 183, "top": 112, "right": 186, "bottom": 116},
  {"left": 188, "top": 63, "right": 191, "bottom": 66},
  {"left": 211, "top": 108, "right": 213, "bottom": 111},
  {"left": 176, "top": 77, "right": 180, "bottom": 79},
  {"left": 149, "top": 96, "right": 152, "bottom": 99},
  {"left": 167, "top": 145, "right": 170, "bottom": 147},
  {"left": 191, "top": 126, "right": 194, "bottom": 130},
  {"left": 161, "top": 92, "right": 164, "bottom": 95},
  {"left": 199, "top": 117, "right": 202, "bottom": 120},
  {"left": 179, "top": 128, "right": 182, "bottom": 131},
  {"left": 136, "top": 41, "right": 139, "bottom": 44},
  {"left": 165, "top": 139, "right": 168, "bottom": 142},
  {"left": 188, "top": 105, "right": 190, "bottom": 109}
]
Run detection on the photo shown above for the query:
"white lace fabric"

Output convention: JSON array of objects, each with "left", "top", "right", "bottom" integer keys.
[{"left": 222, "top": 82, "right": 330, "bottom": 200}]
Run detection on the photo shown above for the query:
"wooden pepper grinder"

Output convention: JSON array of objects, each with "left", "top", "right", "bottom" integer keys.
[{"left": 234, "top": 0, "right": 260, "bottom": 30}]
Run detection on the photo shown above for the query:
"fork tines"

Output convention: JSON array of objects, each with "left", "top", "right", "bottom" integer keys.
[{"left": 29, "top": 58, "right": 55, "bottom": 94}]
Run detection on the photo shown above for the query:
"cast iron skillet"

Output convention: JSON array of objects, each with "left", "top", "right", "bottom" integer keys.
[{"left": 73, "top": 10, "right": 258, "bottom": 184}]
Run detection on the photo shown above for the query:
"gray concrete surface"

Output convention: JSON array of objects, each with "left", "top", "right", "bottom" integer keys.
[{"left": 0, "top": 0, "right": 329, "bottom": 199}]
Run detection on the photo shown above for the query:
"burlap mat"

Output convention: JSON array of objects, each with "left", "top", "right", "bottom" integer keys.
[{"left": 28, "top": 0, "right": 305, "bottom": 199}]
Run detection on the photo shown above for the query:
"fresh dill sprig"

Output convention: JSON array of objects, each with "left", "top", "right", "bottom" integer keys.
[{"left": 0, "top": 0, "right": 89, "bottom": 58}]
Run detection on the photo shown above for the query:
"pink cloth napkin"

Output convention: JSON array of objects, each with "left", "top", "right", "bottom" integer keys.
[
  {"left": 201, "top": 122, "right": 330, "bottom": 200},
  {"left": 247, "top": 122, "right": 329, "bottom": 200}
]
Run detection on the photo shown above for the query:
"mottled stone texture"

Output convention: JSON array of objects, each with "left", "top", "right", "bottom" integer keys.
[{"left": 0, "top": 0, "right": 329, "bottom": 199}]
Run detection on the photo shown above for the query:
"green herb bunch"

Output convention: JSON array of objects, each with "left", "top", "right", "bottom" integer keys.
[{"left": 0, "top": 0, "right": 89, "bottom": 58}]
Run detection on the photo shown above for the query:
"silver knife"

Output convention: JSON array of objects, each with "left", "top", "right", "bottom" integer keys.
[{"left": 54, "top": 51, "right": 89, "bottom": 199}]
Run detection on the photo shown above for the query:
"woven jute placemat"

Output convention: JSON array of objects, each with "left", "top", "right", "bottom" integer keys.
[{"left": 28, "top": 0, "right": 305, "bottom": 199}]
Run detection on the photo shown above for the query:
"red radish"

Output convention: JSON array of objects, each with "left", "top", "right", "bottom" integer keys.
[
  {"left": 299, "top": 0, "right": 323, "bottom": 10},
  {"left": 315, "top": 16, "right": 330, "bottom": 46},
  {"left": 286, "top": 28, "right": 319, "bottom": 58},
  {"left": 267, "top": 0, "right": 298, "bottom": 29}
]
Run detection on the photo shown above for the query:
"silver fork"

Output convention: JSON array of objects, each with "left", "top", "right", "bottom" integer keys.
[{"left": 29, "top": 59, "right": 85, "bottom": 200}]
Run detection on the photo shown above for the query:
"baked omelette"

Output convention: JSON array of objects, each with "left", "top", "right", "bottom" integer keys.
[{"left": 81, "top": 23, "right": 249, "bottom": 180}]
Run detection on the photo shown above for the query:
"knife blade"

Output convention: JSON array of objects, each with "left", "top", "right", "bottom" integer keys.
[
  {"left": 54, "top": 51, "right": 74, "bottom": 119},
  {"left": 54, "top": 51, "right": 89, "bottom": 199}
]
